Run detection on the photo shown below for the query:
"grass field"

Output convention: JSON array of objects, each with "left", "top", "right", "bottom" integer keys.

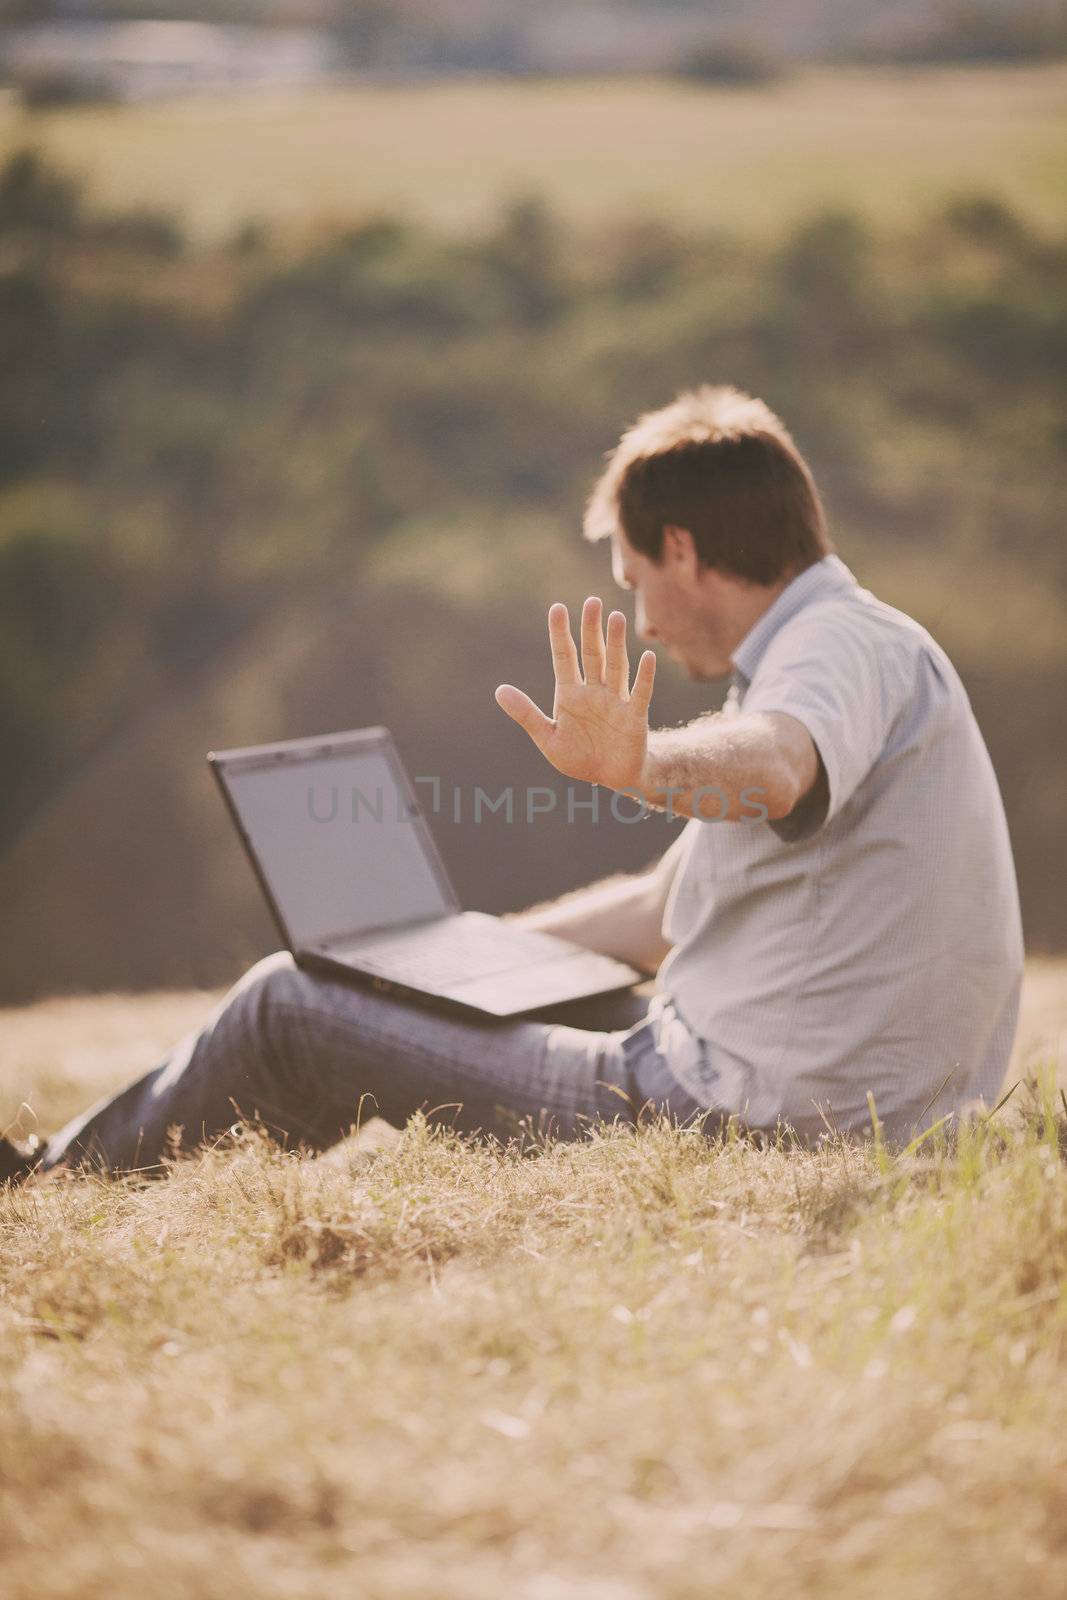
[
  {"left": 1, "top": 963, "right": 1066, "bottom": 1599},
  {"left": 2, "top": 65, "right": 1065, "bottom": 240}
]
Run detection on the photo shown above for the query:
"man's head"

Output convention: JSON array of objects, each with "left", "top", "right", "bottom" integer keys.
[{"left": 584, "top": 386, "right": 832, "bottom": 679}]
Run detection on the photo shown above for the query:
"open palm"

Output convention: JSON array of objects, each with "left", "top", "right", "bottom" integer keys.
[{"left": 495, "top": 597, "right": 656, "bottom": 792}]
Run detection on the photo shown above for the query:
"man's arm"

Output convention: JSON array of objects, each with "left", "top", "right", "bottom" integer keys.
[
  {"left": 507, "top": 830, "right": 688, "bottom": 974},
  {"left": 495, "top": 597, "right": 818, "bottom": 824},
  {"left": 639, "top": 707, "right": 818, "bottom": 822}
]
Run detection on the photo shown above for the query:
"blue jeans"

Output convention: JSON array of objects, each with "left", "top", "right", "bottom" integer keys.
[{"left": 42, "top": 952, "right": 714, "bottom": 1175}]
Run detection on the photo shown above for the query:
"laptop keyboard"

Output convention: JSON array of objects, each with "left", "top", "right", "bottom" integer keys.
[{"left": 330, "top": 919, "right": 565, "bottom": 991}]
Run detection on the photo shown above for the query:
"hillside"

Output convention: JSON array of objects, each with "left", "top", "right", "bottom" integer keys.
[{"left": 1, "top": 962, "right": 1066, "bottom": 1600}]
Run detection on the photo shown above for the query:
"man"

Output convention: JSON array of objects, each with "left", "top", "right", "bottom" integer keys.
[{"left": 1, "top": 386, "right": 1023, "bottom": 1182}]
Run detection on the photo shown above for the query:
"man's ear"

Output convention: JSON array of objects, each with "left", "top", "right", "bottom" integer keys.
[{"left": 662, "top": 524, "right": 700, "bottom": 576}]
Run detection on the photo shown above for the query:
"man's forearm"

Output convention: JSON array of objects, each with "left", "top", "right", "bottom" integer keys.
[
  {"left": 636, "top": 709, "right": 816, "bottom": 823},
  {"left": 509, "top": 859, "right": 679, "bottom": 974}
]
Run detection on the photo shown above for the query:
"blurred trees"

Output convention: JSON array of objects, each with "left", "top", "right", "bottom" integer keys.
[
  {"left": 859, "top": 3, "right": 1067, "bottom": 65},
  {"left": 0, "top": 148, "right": 1064, "bottom": 990},
  {"left": 673, "top": 39, "right": 786, "bottom": 87}
]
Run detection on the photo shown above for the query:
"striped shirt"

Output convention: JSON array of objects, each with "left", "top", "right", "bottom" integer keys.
[{"left": 654, "top": 554, "right": 1024, "bottom": 1140}]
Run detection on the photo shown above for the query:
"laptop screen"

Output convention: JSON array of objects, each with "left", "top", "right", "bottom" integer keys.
[{"left": 217, "top": 735, "right": 455, "bottom": 949}]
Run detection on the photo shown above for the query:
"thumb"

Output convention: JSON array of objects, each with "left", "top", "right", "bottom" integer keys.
[{"left": 494, "top": 684, "right": 554, "bottom": 747}]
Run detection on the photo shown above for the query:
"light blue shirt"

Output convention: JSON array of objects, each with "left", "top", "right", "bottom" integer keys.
[{"left": 655, "top": 555, "right": 1024, "bottom": 1140}]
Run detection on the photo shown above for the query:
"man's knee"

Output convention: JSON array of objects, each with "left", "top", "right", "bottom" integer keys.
[
  {"left": 216, "top": 951, "right": 310, "bottom": 1054},
  {"left": 232, "top": 950, "right": 299, "bottom": 1001}
]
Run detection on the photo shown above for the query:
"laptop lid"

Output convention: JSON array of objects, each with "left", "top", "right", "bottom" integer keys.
[{"left": 208, "top": 727, "right": 458, "bottom": 951}]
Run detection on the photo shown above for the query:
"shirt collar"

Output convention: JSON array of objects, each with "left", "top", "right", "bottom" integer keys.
[{"left": 730, "top": 554, "right": 857, "bottom": 690}]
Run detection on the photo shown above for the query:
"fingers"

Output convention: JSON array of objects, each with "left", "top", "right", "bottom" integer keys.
[
  {"left": 604, "top": 609, "right": 629, "bottom": 695},
  {"left": 494, "top": 684, "right": 555, "bottom": 749},
  {"left": 630, "top": 649, "right": 657, "bottom": 717},
  {"left": 548, "top": 603, "right": 581, "bottom": 687},
  {"left": 580, "top": 596, "right": 606, "bottom": 685},
  {"left": 542, "top": 599, "right": 641, "bottom": 706}
]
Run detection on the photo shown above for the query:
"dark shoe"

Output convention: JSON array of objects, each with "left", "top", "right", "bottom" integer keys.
[{"left": 0, "top": 1133, "right": 44, "bottom": 1186}]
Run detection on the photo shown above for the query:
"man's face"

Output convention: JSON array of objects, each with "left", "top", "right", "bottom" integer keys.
[{"left": 610, "top": 526, "right": 741, "bottom": 681}]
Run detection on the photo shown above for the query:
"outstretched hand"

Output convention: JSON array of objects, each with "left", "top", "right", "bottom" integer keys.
[{"left": 495, "top": 597, "right": 656, "bottom": 791}]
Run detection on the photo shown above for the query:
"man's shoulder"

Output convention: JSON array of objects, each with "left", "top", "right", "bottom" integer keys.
[
  {"left": 767, "top": 584, "right": 949, "bottom": 678},
  {"left": 746, "top": 581, "right": 970, "bottom": 747}
]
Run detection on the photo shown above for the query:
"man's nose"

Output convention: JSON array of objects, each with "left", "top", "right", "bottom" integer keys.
[{"left": 635, "top": 599, "right": 656, "bottom": 641}]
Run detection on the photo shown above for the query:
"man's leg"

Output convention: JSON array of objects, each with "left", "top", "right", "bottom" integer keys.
[{"left": 41, "top": 954, "right": 706, "bottom": 1176}]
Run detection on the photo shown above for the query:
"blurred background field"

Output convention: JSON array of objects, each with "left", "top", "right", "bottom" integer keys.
[
  {"left": 2, "top": 66, "right": 1065, "bottom": 241},
  {"left": 0, "top": 3, "right": 1065, "bottom": 1003}
]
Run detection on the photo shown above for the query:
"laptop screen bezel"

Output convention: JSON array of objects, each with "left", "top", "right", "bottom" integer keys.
[{"left": 207, "top": 726, "right": 460, "bottom": 952}]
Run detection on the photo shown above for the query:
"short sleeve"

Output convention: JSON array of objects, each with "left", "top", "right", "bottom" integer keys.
[{"left": 740, "top": 604, "right": 910, "bottom": 832}]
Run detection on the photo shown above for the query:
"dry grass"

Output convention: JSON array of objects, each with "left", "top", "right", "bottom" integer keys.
[
  {"left": 2, "top": 962, "right": 1066, "bottom": 1599},
  {"left": 1, "top": 65, "right": 1065, "bottom": 242}
]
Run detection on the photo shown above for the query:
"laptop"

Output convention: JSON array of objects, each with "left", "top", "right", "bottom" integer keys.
[{"left": 208, "top": 726, "right": 641, "bottom": 1017}]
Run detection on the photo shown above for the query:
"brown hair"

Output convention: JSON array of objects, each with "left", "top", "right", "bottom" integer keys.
[{"left": 583, "top": 385, "right": 832, "bottom": 585}]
